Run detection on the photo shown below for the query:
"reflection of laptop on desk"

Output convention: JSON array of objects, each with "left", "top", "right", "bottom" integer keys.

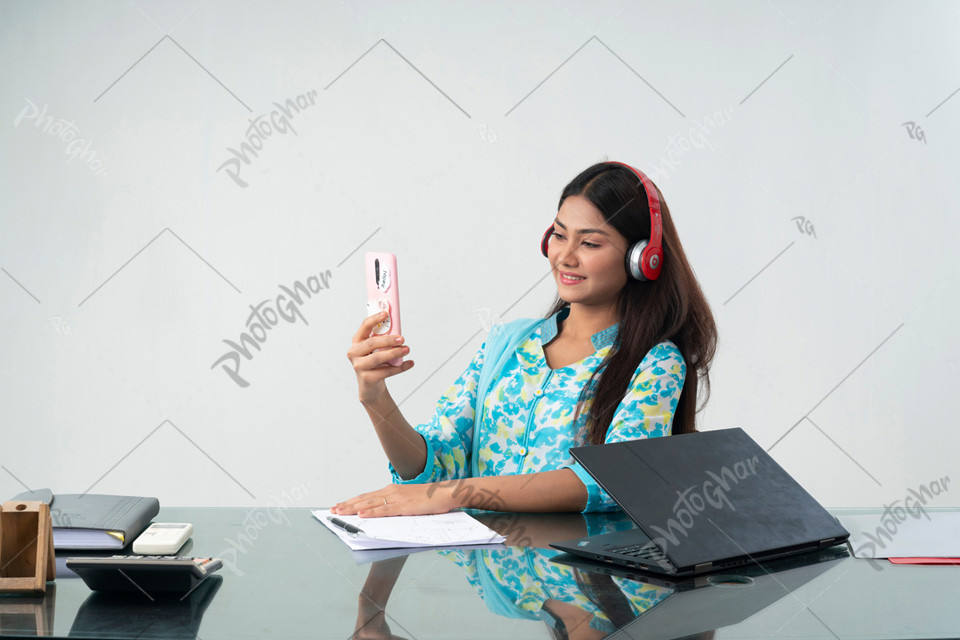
[
  {"left": 551, "top": 428, "right": 849, "bottom": 577},
  {"left": 556, "top": 545, "right": 848, "bottom": 639},
  {"left": 602, "top": 546, "right": 847, "bottom": 640}
]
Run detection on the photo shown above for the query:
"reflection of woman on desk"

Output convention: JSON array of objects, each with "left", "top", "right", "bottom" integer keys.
[
  {"left": 448, "top": 546, "right": 671, "bottom": 639},
  {"left": 336, "top": 161, "right": 718, "bottom": 516},
  {"left": 352, "top": 514, "right": 672, "bottom": 640},
  {"left": 445, "top": 514, "right": 673, "bottom": 638}
]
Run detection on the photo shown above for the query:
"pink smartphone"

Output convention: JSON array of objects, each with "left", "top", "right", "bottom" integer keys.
[{"left": 365, "top": 252, "right": 402, "bottom": 366}]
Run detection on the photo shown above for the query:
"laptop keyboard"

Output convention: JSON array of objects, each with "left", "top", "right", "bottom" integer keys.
[{"left": 612, "top": 542, "right": 670, "bottom": 564}]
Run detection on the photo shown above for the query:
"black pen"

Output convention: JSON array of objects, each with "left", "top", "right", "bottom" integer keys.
[{"left": 327, "top": 516, "right": 366, "bottom": 536}]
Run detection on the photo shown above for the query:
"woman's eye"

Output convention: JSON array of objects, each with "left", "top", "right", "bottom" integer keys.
[
  {"left": 552, "top": 231, "right": 565, "bottom": 240},
  {"left": 583, "top": 241, "right": 600, "bottom": 248}
]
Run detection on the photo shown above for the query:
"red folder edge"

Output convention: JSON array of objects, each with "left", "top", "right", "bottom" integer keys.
[{"left": 888, "top": 557, "right": 960, "bottom": 565}]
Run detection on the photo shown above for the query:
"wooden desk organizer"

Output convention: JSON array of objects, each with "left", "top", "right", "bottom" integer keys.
[{"left": 0, "top": 501, "right": 56, "bottom": 595}]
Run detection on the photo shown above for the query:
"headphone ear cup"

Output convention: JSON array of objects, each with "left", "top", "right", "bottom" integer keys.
[
  {"left": 626, "top": 240, "right": 649, "bottom": 281},
  {"left": 540, "top": 226, "right": 554, "bottom": 257},
  {"left": 641, "top": 246, "right": 663, "bottom": 280}
]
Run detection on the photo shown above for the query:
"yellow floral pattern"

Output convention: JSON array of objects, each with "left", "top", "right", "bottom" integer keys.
[{"left": 391, "top": 311, "right": 686, "bottom": 511}]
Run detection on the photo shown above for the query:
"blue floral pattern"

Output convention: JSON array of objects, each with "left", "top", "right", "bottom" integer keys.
[
  {"left": 443, "top": 545, "right": 673, "bottom": 632},
  {"left": 391, "top": 310, "right": 686, "bottom": 511}
]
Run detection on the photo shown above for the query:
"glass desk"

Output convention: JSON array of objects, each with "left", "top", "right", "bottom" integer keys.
[{"left": 0, "top": 507, "right": 957, "bottom": 639}]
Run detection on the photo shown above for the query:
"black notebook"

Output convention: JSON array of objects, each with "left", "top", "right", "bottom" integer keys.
[{"left": 13, "top": 489, "right": 159, "bottom": 550}]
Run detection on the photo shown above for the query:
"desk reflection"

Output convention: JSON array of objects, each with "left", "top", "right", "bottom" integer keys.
[
  {"left": 353, "top": 556, "right": 411, "bottom": 640},
  {"left": 67, "top": 575, "right": 222, "bottom": 639},
  {"left": 351, "top": 511, "right": 851, "bottom": 640},
  {"left": 352, "top": 512, "right": 674, "bottom": 640},
  {"left": 0, "top": 585, "right": 56, "bottom": 636}
]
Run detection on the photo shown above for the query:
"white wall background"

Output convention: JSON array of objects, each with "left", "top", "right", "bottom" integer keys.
[{"left": 1, "top": 1, "right": 957, "bottom": 510}]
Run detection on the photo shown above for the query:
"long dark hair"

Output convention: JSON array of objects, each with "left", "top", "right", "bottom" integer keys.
[{"left": 548, "top": 162, "right": 717, "bottom": 442}]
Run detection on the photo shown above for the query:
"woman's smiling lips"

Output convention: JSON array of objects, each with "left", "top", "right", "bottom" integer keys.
[{"left": 559, "top": 271, "right": 586, "bottom": 285}]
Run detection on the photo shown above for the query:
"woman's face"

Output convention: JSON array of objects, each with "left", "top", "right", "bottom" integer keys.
[{"left": 549, "top": 195, "right": 629, "bottom": 312}]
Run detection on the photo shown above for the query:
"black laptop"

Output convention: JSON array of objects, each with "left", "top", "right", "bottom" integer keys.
[{"left": 551, "top": 428, "right": 849, "bottom": 577}]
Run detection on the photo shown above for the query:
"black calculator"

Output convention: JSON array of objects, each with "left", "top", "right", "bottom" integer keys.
[{"left": 65, "top": 555, "right": 223, "bottom": 593}]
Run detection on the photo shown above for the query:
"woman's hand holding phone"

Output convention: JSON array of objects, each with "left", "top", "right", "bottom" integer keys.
[
  {"left": 349, "top": 251, "right": 426, "bottom": 479},
  {"left": 347, "top": 312, "right": 415, "bottom": 406}
]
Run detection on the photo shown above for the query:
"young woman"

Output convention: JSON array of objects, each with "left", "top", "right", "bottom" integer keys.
[{"left": 334, "top": 161, "right": 717, "bottom": 517}]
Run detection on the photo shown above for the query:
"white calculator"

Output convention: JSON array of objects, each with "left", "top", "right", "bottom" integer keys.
[{"left": 132, "top": 522, "right": 193, "bottom": 555}]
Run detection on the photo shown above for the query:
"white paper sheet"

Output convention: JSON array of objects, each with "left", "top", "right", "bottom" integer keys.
[
  {"left": 312, "top": 509, "right": 506, "bottom": 550},
  {"left": 839, "top": 511, "right": 960, "bottom": 559}
]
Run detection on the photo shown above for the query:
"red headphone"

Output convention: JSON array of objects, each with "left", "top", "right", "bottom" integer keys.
[{"left": 540, "top": 161, "right": 663, "bottom": 281}]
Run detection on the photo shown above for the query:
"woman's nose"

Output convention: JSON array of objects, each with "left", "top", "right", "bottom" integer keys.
[{"left": 558, "top": 245, "right": 579, "bottom": 265}]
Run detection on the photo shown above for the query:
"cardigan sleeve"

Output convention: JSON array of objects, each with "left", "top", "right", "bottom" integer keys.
[
  {"left": 570, "top": 341, "right": 687, "bottom": 512},
  {"left": 389, "top": 340, "right": 487, "bottom": 484}
]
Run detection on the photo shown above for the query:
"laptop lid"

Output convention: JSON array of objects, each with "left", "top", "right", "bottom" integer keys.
[{"left": 571, "top": 428, "right": 849, "bottom": 572}]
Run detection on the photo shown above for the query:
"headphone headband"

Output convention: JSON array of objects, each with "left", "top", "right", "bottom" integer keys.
[{"left": 607, "top": 161, "right": 662, "bottom": 276}]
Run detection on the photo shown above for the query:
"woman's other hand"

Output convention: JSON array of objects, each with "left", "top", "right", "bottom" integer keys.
[{"left": 332, "top": 482, "right": 461, "bottom": 518}]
